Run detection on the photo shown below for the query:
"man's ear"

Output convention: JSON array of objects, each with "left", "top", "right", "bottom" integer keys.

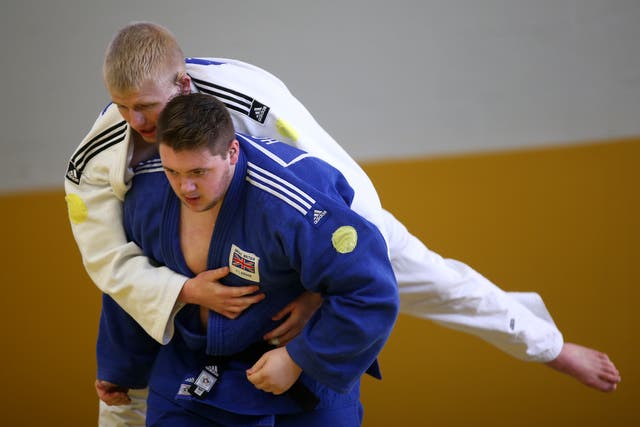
[
  {"left": 229, "top": 140, "right": 240, "bottom": 164},
  {"left": 176, "top": 71, "right": 191, "bottom": 94}
]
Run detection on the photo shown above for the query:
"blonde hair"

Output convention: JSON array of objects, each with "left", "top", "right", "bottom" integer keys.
[{"left": 103, "top": 22, "right": 185, "bottom": 93}]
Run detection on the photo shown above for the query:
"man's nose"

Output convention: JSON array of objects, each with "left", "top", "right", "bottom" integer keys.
[
  {"left": 180, "top": 178, "right": 196, "bottom": 192},
  {"left": 130, "top": 111, "right": 145, "bottom": 127}
]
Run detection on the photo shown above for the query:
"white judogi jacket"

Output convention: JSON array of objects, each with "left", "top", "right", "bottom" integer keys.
[{"left": 65, "top": 57, "right": 562, "bottom": 362}]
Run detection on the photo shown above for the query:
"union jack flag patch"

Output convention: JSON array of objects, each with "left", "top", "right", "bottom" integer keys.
[{"left": 228, "top": 244, "right": 260, "bottom": 282}]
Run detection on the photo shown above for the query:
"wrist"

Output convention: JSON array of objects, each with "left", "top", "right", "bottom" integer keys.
[
  {"left": 284, "top": 346, "right": 303, "bottom": 376},
  {"left": 178, "top": 278, "right": 196, "bottom": 304}
]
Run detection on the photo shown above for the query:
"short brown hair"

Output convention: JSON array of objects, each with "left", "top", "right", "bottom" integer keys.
[{"left": 157, "top": 93, "right": 235, "bottom": 157}]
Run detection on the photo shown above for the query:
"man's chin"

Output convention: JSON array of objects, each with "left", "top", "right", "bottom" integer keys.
[
  {"left": 134, "top": 129, "right": 157, "bottom": 143},
  {"left": 182, "top": 198, "right": 202, "bottom": 210},
  {"left": 141, "top": 134, "right": 157, "bottom": 143}
]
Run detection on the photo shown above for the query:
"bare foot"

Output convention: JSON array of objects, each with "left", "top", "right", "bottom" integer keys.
[{"left": 545, "top": 342, "right": 621, "bottom": 392}]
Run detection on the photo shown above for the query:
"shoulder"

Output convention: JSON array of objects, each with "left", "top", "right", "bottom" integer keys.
[
  {"left": 128, "top": 157, "right": 166, "bottom": 198},
  {"left": 123, "top": 158, "right": 168, "bottom": 234},
  {"left": 65, "top": 104, "right": 128, "bottom": 186},
  {"left": 240, "top": 135, "right": 354, "bottom": 227},
  {"left": 239, "top": 133, "right": 355, "bottom": 206},
  {"left": 131, "top": 156, "right": 164, "bottom": 179},
  {"left": 238, "top": 133, "right": 310, "bottom": 165},
  {"left": 186, "top": 57, "right": 287, "bottom": 90},
  {"left": 186, "top": 57, "right": 290, "bottom": 127}
]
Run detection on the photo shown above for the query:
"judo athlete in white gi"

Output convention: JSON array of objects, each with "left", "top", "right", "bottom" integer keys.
[
  {"left": 97, "top": 92, "right": 399, "bottom": 426},
  {"left": 63, "top": 21, "right": 620, "bottom": 426}
]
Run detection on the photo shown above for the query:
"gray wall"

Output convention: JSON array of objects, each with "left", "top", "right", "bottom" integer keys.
[{"left": 2, "top": 0, "right": 639, "bottom": 193}]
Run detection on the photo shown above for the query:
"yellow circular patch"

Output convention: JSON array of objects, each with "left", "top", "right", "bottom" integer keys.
[
  {"left": 276, "top": 118, "right": 299, "bottom": 142},
  {"left": 331, "top": 226, "right": 358, "bottom": 254},
  {"left": 65, "top": 194, "right": 88, "bottom": 224}
]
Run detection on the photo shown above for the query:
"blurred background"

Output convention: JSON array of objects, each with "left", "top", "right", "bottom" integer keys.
[{"left": 0, "top": 1, "right": 637, "bottom": 425}]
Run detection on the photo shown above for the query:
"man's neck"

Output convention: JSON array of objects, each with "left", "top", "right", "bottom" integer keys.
[
  {"left": 179, "top": 204, "right": 221, "bottom": 330},
  {"left": 129, "top": 132, "right": 158, "bottom": 167},
  {"left": 179, "top": 203, "right": 222, "bottom": 275}
]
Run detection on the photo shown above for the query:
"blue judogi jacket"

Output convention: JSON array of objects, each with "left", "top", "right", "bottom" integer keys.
[{"left": 97, "top": 134, "right": 399, "bottom": 416}]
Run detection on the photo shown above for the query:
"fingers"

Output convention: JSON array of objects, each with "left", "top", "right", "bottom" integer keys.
[
  {"left": 102, "top": 391, "right": 131, "bottom": 406},
  {"left": 199, "top": 266, "right": 230, "bottom": 281},
  {"left": 95, "top": 379, "right": 126, "bottom": 393},
  {"left": 246, "top": 356, "right": 279, "bottom": 394},
  {"left": 268, "top": 337, "right": 281, "bottom": 346},
  {"left": 263, "top": 311, "right": 295, "bottom": 344},
  {"left": 264, "top": 308, "right": 304, "bottom": 345},
  {"left": 219, "top": 292, "right": 266, "bottom": 319},
  {"left": 246, "top": 354, "right": 267, "bottom": 378},
  {"left": 200, "top": 268, "right": 259, "bottom": 298},
  {"left": 95, "top": 380, "right": 131, "bottom": 406},
  {"left": 227, "top": 285, "right": 264, "bottom": 299},
  {"left": 246, "top": 348, "right": 300, "bottom": 395},
  {"left": 271, "top": 301, "right": 294, "bottom": 322},
  {"left": 263, "top": 324, "right": 294, "bottom": 346},
  {"left": 200, "top": 267, "right": 261, "bottom": 299},
  {"left": 263, "top": 321, "right": 288, "bottom": 343}
]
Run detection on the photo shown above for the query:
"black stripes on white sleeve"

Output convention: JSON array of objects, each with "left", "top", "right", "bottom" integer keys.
[
  {"left": 191, "top": 77, "right": 271, "bottom": 125},
  {"left": 65, "top": 120, "right": 127, "bottom": 185}
]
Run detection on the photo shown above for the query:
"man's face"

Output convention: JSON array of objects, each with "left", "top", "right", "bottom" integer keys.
[
  {"left": 110, "top": 78, "right": 183, "bottom": 143},
  {"left": 160, "top": 141, "right": 239, "bottom": 212}
]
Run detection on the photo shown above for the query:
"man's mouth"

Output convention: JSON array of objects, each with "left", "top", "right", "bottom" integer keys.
[
  {"left": 183, "top": 195, "right": 200, "bottom": 204},
  {"left": 137, "top": 127, "right": 156, "bottom": 138}
]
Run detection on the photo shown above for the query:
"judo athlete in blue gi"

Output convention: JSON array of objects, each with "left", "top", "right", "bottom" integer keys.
[{"left": 97, "top": 92, "right": 399, "bottom": 426}]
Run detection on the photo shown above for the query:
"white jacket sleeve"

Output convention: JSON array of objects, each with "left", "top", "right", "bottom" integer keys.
[
  {"left": 64, "top": 106, "right": 186, "bottom": 344},
  {"left": 191, "top": 58, "right": 563, "bottom": 362}
]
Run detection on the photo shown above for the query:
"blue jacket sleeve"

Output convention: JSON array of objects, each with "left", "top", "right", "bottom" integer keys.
[
  {"left": 283, "top": 203, "right": 399, "bottom": 393},
  {"left": 94, "top": 171, "right": 162, "bottom": 388},
  {"left": 96, "top": 294, "right": 160, "bottom": 388}
]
